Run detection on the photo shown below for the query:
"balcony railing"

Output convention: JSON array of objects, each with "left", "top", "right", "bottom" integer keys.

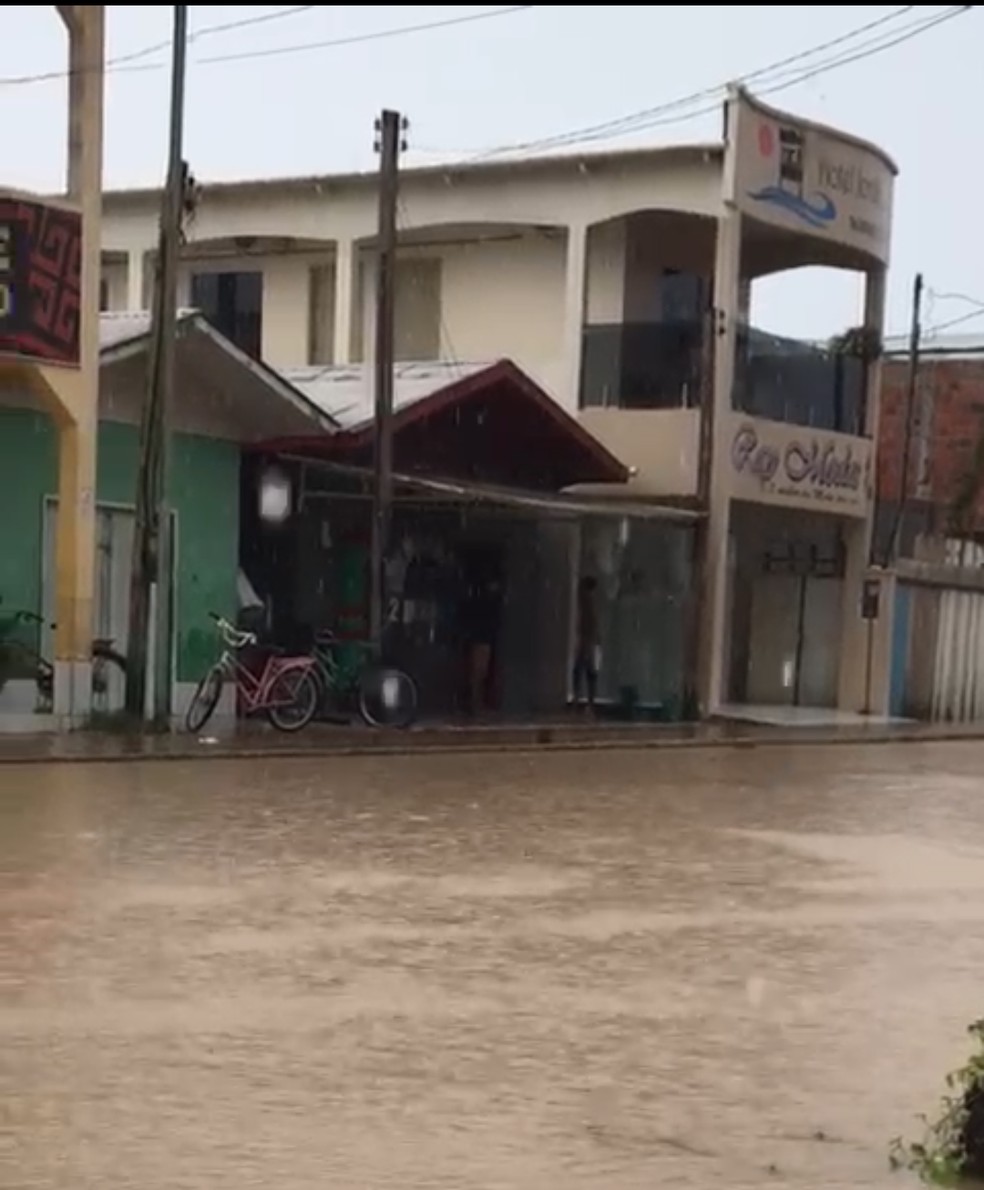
[
  {"left": 580, "top": 320, "right": 704, "bottom": 411},
  {"left": 733, "top": 326, "right": 866, "bottom": 436},
  {"left": 579, "top": 320, "right": 869, "bottom": 436}
]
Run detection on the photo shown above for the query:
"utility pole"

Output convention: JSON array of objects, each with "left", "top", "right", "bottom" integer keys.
[
  {"left": 368, "top": 109, "right": 405, "bottom": 657},
  {"left": 126, "top": 4, "right": 188, "bottom": 722},
  {"left": 684, "top": 304, "right": 717, "bottom": 718},
  {"left": 886, "top": 272, "right": 923, "bottom": 565}
]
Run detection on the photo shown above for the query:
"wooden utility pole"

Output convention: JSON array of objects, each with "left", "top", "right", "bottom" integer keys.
[
  {"left": 368, "top": 110, "right": 404, "bottom": 657},
  {"left": 126, "top": 4, "right": 188, "bottom": 721},
  {"left": 683, "top": 306, "right": 717, "bottom": 718},
  {"left": 886, "top": 272, "right": 924, "bottom": 565}
]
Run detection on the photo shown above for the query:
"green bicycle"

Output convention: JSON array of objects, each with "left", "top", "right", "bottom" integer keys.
[{"left": 311, "top": 630, "right": 418, "bottom": 729}]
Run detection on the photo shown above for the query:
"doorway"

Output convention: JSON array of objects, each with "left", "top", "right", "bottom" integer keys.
[
  {"left": 42, "top": 500, "right": 177, "bottom": 714},
  {"left": 729, "top": 504, "right": 846, "bottom": 708}
]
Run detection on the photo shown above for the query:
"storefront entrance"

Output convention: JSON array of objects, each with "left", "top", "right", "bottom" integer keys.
[
  {"left": 727, "top": 502, "right": 846, "bottom": 708},
  {"left": 578, "top": 517, "right": 692, "bottom": 718},
  {"left": 247, "top": 472, "right": 578, "bottom": 720}
]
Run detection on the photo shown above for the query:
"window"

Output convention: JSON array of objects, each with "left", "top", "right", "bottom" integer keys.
[
  {"left": 99, "top": 278, "right": 110, "bottom": 312},
  {"left": 353, "top": 256, "right": 442, "bottom": 363},
  {"left": 190, "top": 270, "right": 263, "bottom": 357},
  {"left": 394, "top": 259, "right": 441, "bottom": 361}
]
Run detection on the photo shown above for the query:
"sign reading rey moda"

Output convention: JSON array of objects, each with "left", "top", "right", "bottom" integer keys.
[
  {"left": 728, "top": 85, "right": 896, "bottom": 265},
  {"left": 729, "top": 422, "right": 871, "bottom": 511}
]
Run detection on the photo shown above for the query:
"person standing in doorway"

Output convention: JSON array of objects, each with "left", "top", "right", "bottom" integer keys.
[
  {"left": 573, "top": 575, "right": 600, "bottom": 713},
  {"left": 237, "top": 566, "right": 266, "bottom": 637},
  {"left": 461, "top": 557, "right": 503, "bottom": 716}
]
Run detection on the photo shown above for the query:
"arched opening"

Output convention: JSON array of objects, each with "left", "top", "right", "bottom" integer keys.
[
  {"left": 736, "top": 218, "right": 877, "bottom": 436},
  {"left": 580, "top": 209, "right": 717, "bottom": 412}
]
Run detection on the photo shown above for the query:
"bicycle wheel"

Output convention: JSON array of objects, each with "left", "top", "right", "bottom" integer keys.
[
  {"left": 91, "top": 644, "right": 127, "bottom": 712},
  {"left": 357, "top": 665, "right": 418, "bottom": 729},
  {"left": 267, "top": 668, "right": 318, "bottom": 733},
  {"left": 186, "top": 664, "right": 225, "bottom": 734}
]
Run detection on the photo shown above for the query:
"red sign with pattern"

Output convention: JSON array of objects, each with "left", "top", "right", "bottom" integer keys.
[{"left": 0, "top": 196, "right": 81, "bottom": 367}]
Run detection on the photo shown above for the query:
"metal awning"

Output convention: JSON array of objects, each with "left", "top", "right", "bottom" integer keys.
[{"left": 288, "top": 455, "right": 702, "bottom": 524}]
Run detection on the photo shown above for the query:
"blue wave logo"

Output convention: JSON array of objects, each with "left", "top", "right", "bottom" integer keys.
[{"left": 747, "top": 186, "right": 837, "bottom": 229}]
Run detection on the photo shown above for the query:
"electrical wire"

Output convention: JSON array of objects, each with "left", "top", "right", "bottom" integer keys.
[
  {"left": 924, "top": 307, "right": 984, "bottom": 336},
  {"left": 471, "top": 4, "right": 970, "bottom": 160},
  {"left": 522, "top": 4, "right": 970, "bottom": 153},
  {"left": 0, "top": 5, "right": 534, "bottom": 86},
  {"left": 195, "top": 6, "right": 534, "bottom": 67},
  {"left": 921, "top": 289, "right": 984, "bottom": 337},
  {"left": 0, "top": 5, "right": 318, "bottom": 85},
  {"left": 473, "top": 4, "right": 917, "bottom": 159}
]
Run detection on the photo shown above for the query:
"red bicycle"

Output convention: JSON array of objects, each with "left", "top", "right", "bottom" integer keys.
[{"left": 185, "top": 612, "right": 318, "bottom": 734}]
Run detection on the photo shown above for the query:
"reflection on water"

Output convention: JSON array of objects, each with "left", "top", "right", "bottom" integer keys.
[{"left": 3, "top": 743, "right": 984, "bottom": 1187}]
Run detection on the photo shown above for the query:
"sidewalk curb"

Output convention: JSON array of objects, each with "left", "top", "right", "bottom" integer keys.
[{"left": 2, "top": 725, "right": 983, "bottom": 765}]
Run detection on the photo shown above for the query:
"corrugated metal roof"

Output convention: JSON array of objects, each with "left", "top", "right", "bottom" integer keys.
[
  {"left": 280, "top": 360, "right": 493, "bottom": 431},
  {"left": 884, "top": 330, "right": 984, "bottom": 361},
  {"left": 98, "top": 309, "right": 199, "bottom": 352},
  {"left": 96, "top": 310, "right": 339, "bottom": 437},
  {"left": 101, "top": 142, "right": 723, "bottom": 205}
]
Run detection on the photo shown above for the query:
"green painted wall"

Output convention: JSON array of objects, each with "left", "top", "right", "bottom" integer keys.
[
  {"left": 170, "top": 432, "right": 240, "bottom": 681},
  {"left": 0, "top": 409, "right": 56, "bottom": 643},
  {"left": 0, "top": 408, "right": 239, "bottom": 683}
]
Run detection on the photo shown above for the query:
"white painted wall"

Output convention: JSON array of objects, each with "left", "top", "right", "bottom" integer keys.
[
  {"left": 98, "top": 147, "right": 727, "bottom": 487},
  {"left": 436, "top": 232, "right": 567, "bottom": 399},
  {"left": 175, "top": 248, "right": 333, "bottom": 367}
]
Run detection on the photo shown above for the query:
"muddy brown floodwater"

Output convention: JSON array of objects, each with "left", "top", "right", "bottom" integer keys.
[{"left": 3, "top": 743, "right": 984, "bottom": 1188}]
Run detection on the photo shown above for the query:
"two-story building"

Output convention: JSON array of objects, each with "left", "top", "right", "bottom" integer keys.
[{"left": 97, "top": 85, "right": 897, "bottom": 720}]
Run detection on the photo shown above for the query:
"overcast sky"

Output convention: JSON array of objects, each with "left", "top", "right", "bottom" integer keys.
[{"left": 1, "top": 5, "right": 980, "bottom": 339}]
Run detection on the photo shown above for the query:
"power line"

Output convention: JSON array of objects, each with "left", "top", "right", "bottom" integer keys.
[
  {"left": 504, "top": 4, "right": 970, "bottom": 155},
  {"left": 195, "top": 6, "right": 534, "bottom": 67},
  {"left": 471, "top": 4, "right": 970, "bottom": 160},
  {"left": 925, "top": 307, "right": 984, "bottom": 336},
  {"left": 0, "top": 5, "right": 534, "bottom": 86},
  {"left": 929, "top": 291, "right": 984, "bottom": 310},
  {"left": 473, "top": 3, "right": 917, "bottom": 159},
  {"left": 0, "top": 5, "right": 317, "bottom": 86}
]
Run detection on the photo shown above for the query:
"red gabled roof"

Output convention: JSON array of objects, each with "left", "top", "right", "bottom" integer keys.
[{"left": 258, "top": 359, "right": 629, "bottom": 491}]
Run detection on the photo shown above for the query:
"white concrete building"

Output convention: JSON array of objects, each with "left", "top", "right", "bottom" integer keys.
[{"left": 99, "top": 86, "right": 898, "bottom": 720}]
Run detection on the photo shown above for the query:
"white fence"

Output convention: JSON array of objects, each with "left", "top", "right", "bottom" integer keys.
[{"left": 894, "top": 539, "right": 984, "bottom": 722}]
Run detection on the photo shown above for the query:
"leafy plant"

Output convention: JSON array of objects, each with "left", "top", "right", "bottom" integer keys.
[
  {"left": 890, "top": 1019, "right": 984, "bottom": 1185},
  {"left": 828, "top": 324, "right": 883, "bottom": 361}
]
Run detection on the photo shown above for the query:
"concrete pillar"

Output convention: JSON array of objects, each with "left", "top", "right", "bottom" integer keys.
[
  {"left": 561, "top": 222, "right": 589, "bottom": 410},
  {"left": 126, "top": 248, "right": 145, "bottom": 311},
  {"left": 696, "top": 208, "right": 742, "bottom": 715},
  {"left": 333, "top": 238, "right": 356, "bottom": 365},
  {"left": 37, "top": 5, "right": 104, "bottom": 724}
]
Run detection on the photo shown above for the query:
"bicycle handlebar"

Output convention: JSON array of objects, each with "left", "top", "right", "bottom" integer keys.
[{"left": 209, "top": 611, "right": 257, "bottom": 650}]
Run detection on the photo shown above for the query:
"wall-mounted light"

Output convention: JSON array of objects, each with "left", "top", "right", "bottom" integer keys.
[{"left": 259, "top": 465, "right": 292, "bottom": 524}]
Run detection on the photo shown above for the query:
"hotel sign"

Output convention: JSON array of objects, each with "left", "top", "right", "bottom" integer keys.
[
  {"left": 728, "top": 86, "right": 896, "bottom": 265},
  {"left": 728, "top": 418, "right": 871, "bottom": 516},
  {"left": 0, "top": 194, "right": 82, "bottom": 367}
]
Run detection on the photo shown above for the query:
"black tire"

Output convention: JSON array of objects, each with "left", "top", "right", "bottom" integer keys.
[
  {"left": 267, "top": 668, "right": 318, "bottom": 733},
  {"left": 186, "top": 665, "right": 224, "bottom": 734},
  {"left": 91, "top": 644, "right": 127, "bottom": 710},
  {"left": 357, "top": 665, "right": 418, "bottom": 729},
  {"left": 93, "top": 643, "right": 127, "bottom": 675}
]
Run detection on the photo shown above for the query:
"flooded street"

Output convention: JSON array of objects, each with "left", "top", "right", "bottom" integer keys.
[{"left": 3, "top": 743, "right": 984, "bottom": 1188}]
